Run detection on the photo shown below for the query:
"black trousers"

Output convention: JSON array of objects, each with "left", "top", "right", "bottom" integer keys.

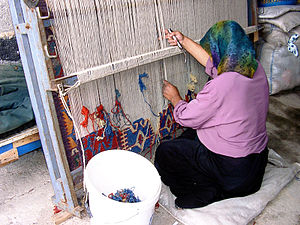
[{"left": 154, "top": 128, "right": 268, "bottom": 209}]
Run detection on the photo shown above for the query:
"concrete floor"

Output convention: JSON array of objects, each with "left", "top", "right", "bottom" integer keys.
[
  {"left": 1, "top": 88, "right": 300, "bottom": 225},
  {"left": 0, "top": 149, "right": 177, "bottom": 225}
]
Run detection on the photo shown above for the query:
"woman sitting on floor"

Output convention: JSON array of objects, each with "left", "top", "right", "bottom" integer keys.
[{"left": 154, "top": 20, "right": 269, "bottom": 209}]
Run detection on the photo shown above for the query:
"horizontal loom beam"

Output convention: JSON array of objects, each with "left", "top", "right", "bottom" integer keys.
[{"left": 50, "top": 25, "right": 261, "bottom": 88}]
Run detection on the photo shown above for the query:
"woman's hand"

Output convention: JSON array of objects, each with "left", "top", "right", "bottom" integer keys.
[
  {"left": 162, "top": 80, "right": 182, "bottom": 106},
  {"left": 164, "top": 30, "right": 185, "bottom": 47},
  {"left": 164, "top": 29, "right": 210, "bottom": 67}
]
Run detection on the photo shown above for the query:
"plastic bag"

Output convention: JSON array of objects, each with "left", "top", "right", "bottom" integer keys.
[
  {"left": 257, "top": 38, "right": 300, "bottom": 95},
  {"left": 259, "top": 11, "right": 300, "bottom": 32},
  {"left": 258, "top": 5, "right": 300, "bottom": 19}
]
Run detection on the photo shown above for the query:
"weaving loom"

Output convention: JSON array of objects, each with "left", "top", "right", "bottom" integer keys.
[
  {"left": 47, "top": 0, "right": 248, "bottom": 167},
  {"left": 7, "top": 0, "right": 262, "bottom": 218}
]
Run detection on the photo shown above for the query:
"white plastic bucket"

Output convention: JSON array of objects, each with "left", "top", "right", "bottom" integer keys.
[{"left": 85, "top": 149, "right": 162, "bottom": 225}]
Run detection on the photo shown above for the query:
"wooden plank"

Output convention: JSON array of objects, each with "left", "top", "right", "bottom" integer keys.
[
  {"left": 52, "top": 210, "right": 73, "bottom": 225},
  {"left": 16, "top": 140, "right": 42, "bottom": 156},
  {"left": 13, "top": 133, "right": 40, "bottom": 148},
  {"left": 249, "top": 0, "right": 259, "bottom": 43},
  {"left": 0, "top": 126, "right": 39, "bottom": 147},
  {"left": 0, "top": 148, "right": 18, "bottom": 167},
  {"left": 0, "top": 130, "right": 41, "bottom": 166},
  {"left": 0, "top": 143, "right": 13, "bottom": 154}
]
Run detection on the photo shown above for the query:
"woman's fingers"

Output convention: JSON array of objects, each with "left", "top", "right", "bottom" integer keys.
[
  {"left": 162, "top": 80, "right": 182, "bottom": 106},
  {"left": 162, "top": 80, "right": 170, "bottom": 98},
  {"left": 164, "top": 30, "right": 184, "bottom": 47},
  {"left": 163, "top": 80, "right": 172, "bottom": 91},
  {"left": 166, "top": 35, "right": 178, "bottom": 46},
  {"left": 162, "top": 80, "right": 178, "bottom": 100},
  {"left": 168, "top": 40, "right": 178, "bottom": 46}
]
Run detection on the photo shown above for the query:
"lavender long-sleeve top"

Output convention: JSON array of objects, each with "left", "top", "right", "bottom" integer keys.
[{"left": 174, "top": 59, "right": 269, "bottom": 158}]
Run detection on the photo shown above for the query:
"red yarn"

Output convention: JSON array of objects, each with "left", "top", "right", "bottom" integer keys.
[
  {"left": 80, "top": 106, "right": 89, "bottom": 128},
  {"left": 89, "top": 112, "right": 96, "bottom": 132},
  {"left": 97, "top": 105, "right": 105, "bottom": 120}
]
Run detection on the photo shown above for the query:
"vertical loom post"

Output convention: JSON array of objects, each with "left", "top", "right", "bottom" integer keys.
[{"left": 9, "top": 0, "right": 82, "bottom": 216}]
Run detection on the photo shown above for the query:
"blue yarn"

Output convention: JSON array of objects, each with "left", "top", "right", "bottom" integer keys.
[
  {"left": 138, "top": 73, "right": 159, "bottom": 117},
  {"left": 107, "top": 188, "right": 141, "bottom": 203},
  {"left": 105, "top": 117, "right": 113, "bottom": 137},
  {"left": 102, "top": 111, "right": 113, "bottom": 137},
  {"left": 115, "top": 89, "right": 121, "bottom": 99},
  {"left": 138, "top": 72, "right": 148, "bottom": 93}
]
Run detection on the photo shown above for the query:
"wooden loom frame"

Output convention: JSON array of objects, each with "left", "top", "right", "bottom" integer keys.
[{"left": 8, "top": 0, "right": 260, "bottom": 219}]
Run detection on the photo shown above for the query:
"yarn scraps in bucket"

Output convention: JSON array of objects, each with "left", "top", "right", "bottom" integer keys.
[{"left": 104, "top": 188, "right": 141, "bottom": 203}]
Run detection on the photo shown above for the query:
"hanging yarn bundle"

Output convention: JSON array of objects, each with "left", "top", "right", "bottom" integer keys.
[
  {"left": 77, "top": 103, "right": 123, "bottom": 162},
  {"left": 186, "top": 73, "right": 198, "bottom": 102},
  {"left": 138, "top": 72, "right": 159, "bottom": 117},
  {"left": 111, "top": 89, "right": 132, "bottom": 128},
  {"left": 80, "top": 106, "right": 90, "bottom": 132}
]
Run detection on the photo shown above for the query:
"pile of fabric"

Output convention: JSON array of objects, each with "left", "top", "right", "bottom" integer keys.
[
  {"left": 0, "top": 36, "right": 35, "bottom": 137},
  {"left": 256, "top": 5, "right": 300, "bottom": 95}
]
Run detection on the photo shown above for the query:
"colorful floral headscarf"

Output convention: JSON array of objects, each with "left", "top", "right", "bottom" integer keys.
[{"left": 200, "top": 20, "right": 258, "bottom": 78}]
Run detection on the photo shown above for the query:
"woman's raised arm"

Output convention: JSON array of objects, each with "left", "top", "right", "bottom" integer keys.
[{"left": 165, "top": 30, "right": 210, "bottom": 67}]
